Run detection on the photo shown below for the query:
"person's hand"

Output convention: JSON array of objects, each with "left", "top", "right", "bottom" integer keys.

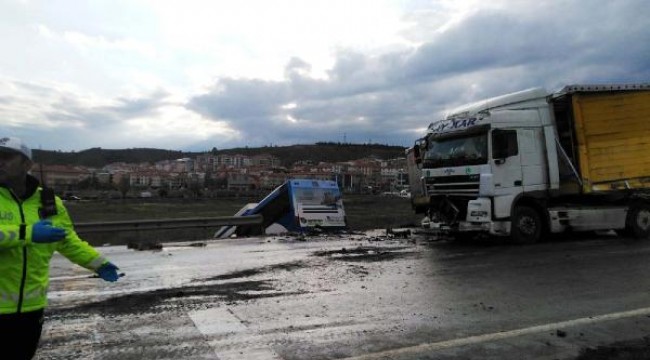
[
  {"left": 97, "top": 262, "right": 120, "bottom": 282},
  {"left": 32, "top": 220, "right": 66, "bottom": 243}
]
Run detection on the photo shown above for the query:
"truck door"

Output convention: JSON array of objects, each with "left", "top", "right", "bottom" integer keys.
[
  {"left": 518, "top": 128, "right": 547, "bottom": 190},
  {"left": 491, "top": 129, "right": 523, "bottom": 195}
]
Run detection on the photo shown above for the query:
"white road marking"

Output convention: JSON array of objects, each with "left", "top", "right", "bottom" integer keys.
[
  {"left": 189, "top": 307, "right": 248, "bottom": 335},
  {"left": 189, "top": 307, "right": 283, "bottom": 360},
  {"left": 343, "top": 306, "right": 650, "bottom": 359}
]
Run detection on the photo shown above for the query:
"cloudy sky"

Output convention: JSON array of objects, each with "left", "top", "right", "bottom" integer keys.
[{"left": 1, "top": 0, "right": 648, "bottom": 152}]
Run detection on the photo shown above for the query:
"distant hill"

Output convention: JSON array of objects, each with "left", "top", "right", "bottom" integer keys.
[
  {"left": 32, "top": 143, "right": 407, "bottom": 168},
  {"left": 32, "top": 148, "right": 195, "bottom": 168}
]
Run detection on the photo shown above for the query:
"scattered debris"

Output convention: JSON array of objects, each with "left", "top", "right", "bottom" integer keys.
[
  {"left": 473, "top": 302, "right": 495, "bottom": 311},
  {"left": 198, "top": 260, "right": 308, "bottom": 282},
  {"left": 386, "top": 227, "right": 412, "bottom": 238},
  {"left": 127, "top": 240, "right": 163, "bottom": 251},
  {"left": 312, "top": 246, "right": 414, "bottom": 262},
  {"left": 576, "top": 337, "right": 650, "bottom": 360},
  {"left": 305, "top": 226, "right": 324, "bottom": 235},
  {"left": 367, "top": 237, "right": 385, "bottom": 242}
]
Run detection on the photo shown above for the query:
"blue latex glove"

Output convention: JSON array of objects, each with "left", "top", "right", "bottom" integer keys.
[
  {"left": 32, "top": 220, "right": 66, "bottom": 243},
  {"left": 97, "top": 262, "right": 120, "bottom": 282}
]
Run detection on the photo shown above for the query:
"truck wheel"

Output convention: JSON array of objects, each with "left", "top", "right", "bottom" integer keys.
[
  {"left": 511, "top": 206, "right": 542, "bottom": 244},
  {"left": 625, "top": 203, "right": 650, "bottom": 240}
]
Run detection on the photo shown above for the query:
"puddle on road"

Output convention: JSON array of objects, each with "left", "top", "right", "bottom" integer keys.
[
  {"left": 47, "top": 280, "right": 304, "bottom": 318},
  {"left": 312, "top": 246, "right": 416, "bottom": 262}
]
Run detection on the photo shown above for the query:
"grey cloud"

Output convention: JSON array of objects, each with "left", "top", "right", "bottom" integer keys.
[
  {"left": 186, "top": 1, "right": 650, "bottom": 148},
  {"left": 104, "top": 89, "right": 171, "bottom": 118},
  {"left": 55, "top": 89, "right": 169, "bottom": 126},
  {"left": 284, "top": 57, "right": 312, "bottom": 79},
  {"left": 190, "top": 79, "right": 290, "bottom": 118},
  {"left": 12, "top": 81, "right": 55, "bottom": 97},
  {"left": 3, "top": 1, "right": 649, "bottom": 152},
  {"left": 4, "top": 87, "right": 177, "bottom": 150},
  {"left": 45, "top": 107, "right": 115, "bottom": 127},
  {"left": 397, "top": 6, "right": 649, "bottom": 86}
]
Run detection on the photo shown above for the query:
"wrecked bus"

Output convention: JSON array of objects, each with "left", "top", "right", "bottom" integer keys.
[{"left": 215, "top": 179, "right": 347, "bottom": 238}]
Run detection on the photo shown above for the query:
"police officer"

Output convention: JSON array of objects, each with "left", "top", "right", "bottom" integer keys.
[{"left": 0, "top": 137, "right": 121, "bottom": 359}]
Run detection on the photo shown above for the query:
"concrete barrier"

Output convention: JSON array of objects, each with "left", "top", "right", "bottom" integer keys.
[{"left": 74, "top": 214, "right": 264, "bottom": 234}]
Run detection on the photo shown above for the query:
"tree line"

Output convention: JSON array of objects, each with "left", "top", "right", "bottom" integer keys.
[{"left": 33, "top": 143, "right": 407, "bottom": 168}]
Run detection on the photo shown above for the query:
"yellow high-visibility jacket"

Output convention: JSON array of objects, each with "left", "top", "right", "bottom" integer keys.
[{"left": 0, "top": 175, "right": 107, "bottom": 314}]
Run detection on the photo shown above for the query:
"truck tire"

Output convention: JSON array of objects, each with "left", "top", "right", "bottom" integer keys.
[
  {"left": 511, "top": 205, "right": 542, "bottom": 244},
  {"left": 624, "top": 202, "right": 650, "bottom": 240}
]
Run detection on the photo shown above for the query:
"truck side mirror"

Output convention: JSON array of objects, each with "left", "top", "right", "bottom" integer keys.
[{"left": 413, "top": 145, "right": 422, "bottom": 164}]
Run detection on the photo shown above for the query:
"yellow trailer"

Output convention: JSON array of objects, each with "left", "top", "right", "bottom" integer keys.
[
  {"left": 552, "top": 85, "right": 650, "bottom": 193},
  {"left": 573, "top": 89, "right": 650, "bottom": 192}
]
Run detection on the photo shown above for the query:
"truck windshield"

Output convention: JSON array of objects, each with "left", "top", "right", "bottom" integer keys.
[{"left": 423, "top": 133, "right": 488, "bottom": 168}]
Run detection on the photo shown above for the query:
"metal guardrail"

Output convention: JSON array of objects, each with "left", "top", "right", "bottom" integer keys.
[{"left": 74, "top": 214, "right": 263, "bottom": 234}]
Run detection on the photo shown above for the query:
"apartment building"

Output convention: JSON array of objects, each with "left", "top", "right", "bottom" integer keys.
[
  {"left": 31, "top": 150, "right": 407, "bottom": 195},
  {"left": 30, "top": 164, "right": 92, "bottom": 189}
]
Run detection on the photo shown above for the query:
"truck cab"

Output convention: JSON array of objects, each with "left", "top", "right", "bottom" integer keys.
[
  {"left": 413, "top": 88, "right": 553, "bottom": 240},
  {"left": 410, "top": 85, "right": 650, "bottom": 243}
]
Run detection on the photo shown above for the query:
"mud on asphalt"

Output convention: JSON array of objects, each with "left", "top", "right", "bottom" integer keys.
[
  {"left": 45, "top": 237, "right": 418, "bottom": 319},
  {"left": 38, "top": 234, "right": 423, "bottom": 359},
  {"left": 41, "top": 232, "right": 650, "bottom": 360}
]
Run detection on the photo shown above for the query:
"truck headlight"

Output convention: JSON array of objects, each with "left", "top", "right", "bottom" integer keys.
[{"left": 479, "top": 173, "right": 494, "bottom": 196}]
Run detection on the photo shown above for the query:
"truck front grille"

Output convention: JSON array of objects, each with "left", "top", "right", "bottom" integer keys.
[{"left": 424, "top": 175, "right": 480, "bottom": 196}]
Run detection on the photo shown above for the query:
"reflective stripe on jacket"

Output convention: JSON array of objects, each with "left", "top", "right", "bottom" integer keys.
[{"left": 0, "top": 175, "right": 106, "bottom": 314}]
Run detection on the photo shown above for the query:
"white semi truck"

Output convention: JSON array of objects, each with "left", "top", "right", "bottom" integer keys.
[{"left": 408, "top": 84, "right": 650, "bottom": 243}]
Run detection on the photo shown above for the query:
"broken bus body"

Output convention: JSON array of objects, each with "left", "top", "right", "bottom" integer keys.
[{"left": 215, "top": 179, "right": 347, "bottom": 238}]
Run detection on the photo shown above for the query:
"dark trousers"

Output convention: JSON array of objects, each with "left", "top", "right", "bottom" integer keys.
[{"left": 0, "top": 309, "right": 45, "bottom": 360}]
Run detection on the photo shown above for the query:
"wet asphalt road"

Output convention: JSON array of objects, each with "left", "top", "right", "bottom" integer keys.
[{"left": 37, "top": 232, "right": 650, "bottom": 360}]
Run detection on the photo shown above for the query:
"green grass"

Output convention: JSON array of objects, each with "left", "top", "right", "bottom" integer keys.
[{"left": 66, "top": 198, "right": 246, "bottom": 221}]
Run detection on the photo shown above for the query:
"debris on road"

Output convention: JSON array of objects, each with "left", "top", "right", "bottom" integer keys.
[
  {"left": 198, "top": 260, "right": 307, "bottom": 282},
  {"left": 311, "top": 245, "right": 414, "bottom": 262},
  {"left": 575, "top": 337, "right": 650, "bottom": 360},
  {"left": 386, "top": 227, "right": 412, "bottom": 238},
  {"left": 127, "top": 240, "right": 163, "bottom": 251}
]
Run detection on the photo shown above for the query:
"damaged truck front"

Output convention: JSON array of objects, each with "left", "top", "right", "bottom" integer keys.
[{"left": 408, "top": 84, "right": 650, "bottom": 243}]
